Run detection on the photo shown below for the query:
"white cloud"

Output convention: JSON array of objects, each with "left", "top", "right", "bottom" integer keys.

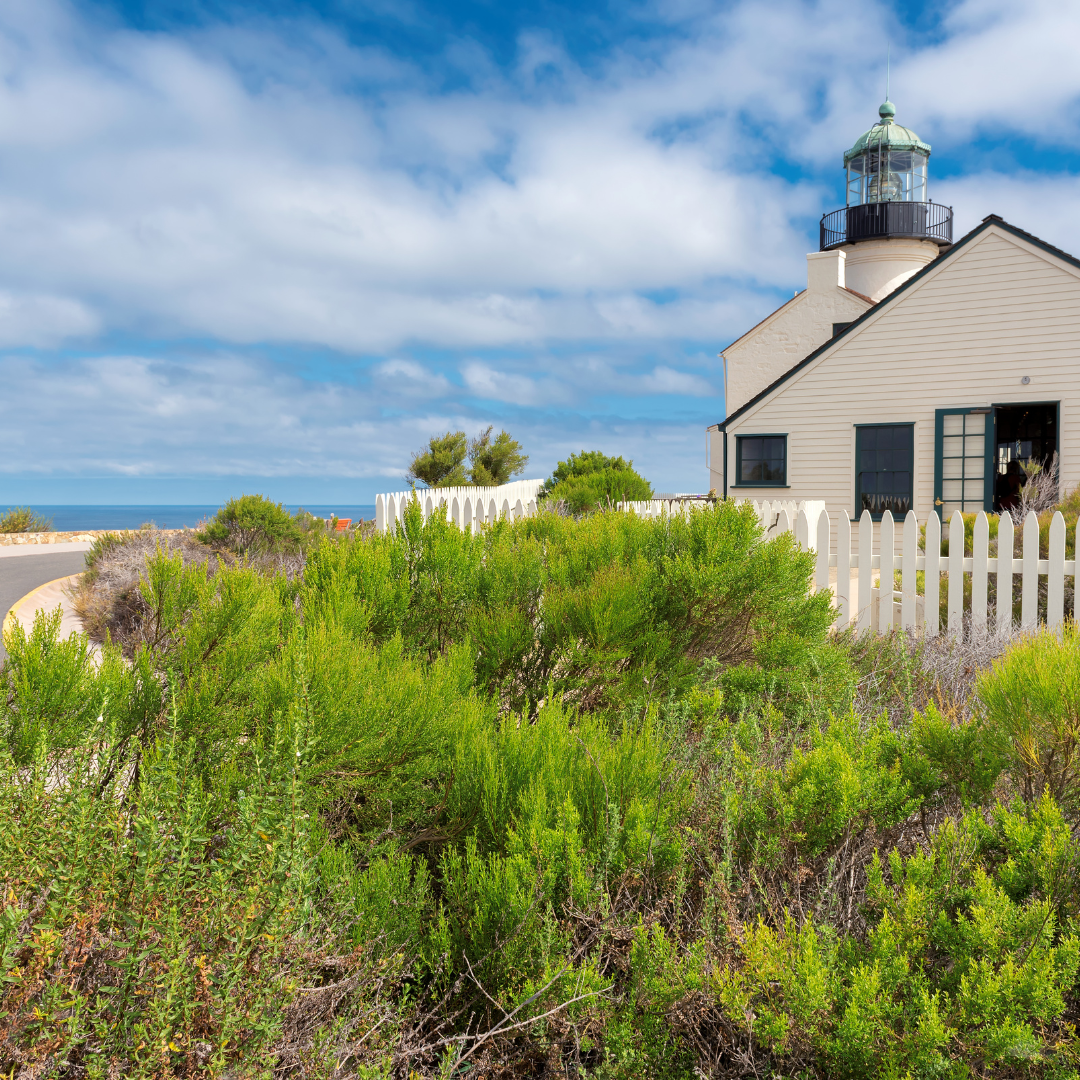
[
  {"left": 0, "top": 0, "right": 1074, "bottom": 348},
  {"left": 0, "top": 290, "right": 98, "bottom": 346},
  {"left": 460, "top": 360, "right": 570, "bottom": 406},
  {"left": 635, "top": 365, "right": 715, "bottom": 396},
  {"left": 0, "top": 0, "right": 1072, "bottom": 354},
  {"left": 0, "top": 350, "right": 716, "bottom": 496},
  {"left": 0, "top": 0, "right": 1076, "bottom": 495},
  {"left": 373, "top": 358, "right": 453, "bottom": 397},
  {"left": 935, "top": 172, "right": 1080, "bottom": 253}
]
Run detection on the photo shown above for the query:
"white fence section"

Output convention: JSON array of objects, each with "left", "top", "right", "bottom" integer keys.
[
  {"left": 781, "top": 507, "right": 1075, "bottom": 636},
  {"left": 375, "top": 479, "right": 545, "bottom": 535},
  {"left": 622, "top": 500, "right": 1076, "bottom": 636}
]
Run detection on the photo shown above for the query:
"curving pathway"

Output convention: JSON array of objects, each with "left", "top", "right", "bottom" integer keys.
[{"left": 0, "top": 543, "right": 92, "bottom": 664}]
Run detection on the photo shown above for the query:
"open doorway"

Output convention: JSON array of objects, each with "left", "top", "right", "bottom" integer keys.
[{"left": 993, "top": 402, "right": 1058, "bottom": 513}]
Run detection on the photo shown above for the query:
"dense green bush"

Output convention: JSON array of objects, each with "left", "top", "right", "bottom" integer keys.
[
  {"left": 305, "top": 497, "right": 837, "bottom": 715},
  {"left": 718, "top": 795, "right": 1080, "bottom": 1078},
  {"left": 0, "top": 505, "right": 52, "bottom": 532},
  {"left": 2, "top": 502, "right": 1079, "bottom": 1078},
  {"left": 541, "top": 450, "right": 652, "bottom": 512},
  {"left": 200, "top": 493, "right": 306, "bottom": 554},
  {"left": 977, "top": 626, "right": 1080, "bottom": 816}
]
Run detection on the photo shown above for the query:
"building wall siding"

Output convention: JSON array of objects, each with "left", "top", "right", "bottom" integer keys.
[
  {"left": 724, "top": 255, "right": 872, "bottom": 415},
  {"left": 717, "top": 227, "right": 1080, "bottom": 530}
]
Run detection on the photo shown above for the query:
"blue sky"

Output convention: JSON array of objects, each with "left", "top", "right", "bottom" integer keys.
[{"left": 1, "top": 0, "right": 1078, "bottom": 504}]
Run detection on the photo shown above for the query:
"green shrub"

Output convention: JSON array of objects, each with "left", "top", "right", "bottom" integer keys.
[
  {"left": 306, "top": 498, "right": 838, "bottom": 717},
  {"left": 200, "top": 493, "right": 304, "bottom": 554},
  {"left": 977, "top": 627, "right": 1080, "bottom": 815},
  {"left": 21, "top": 496, "right": 1076, "bottom": 1075},
  {"left": 784, "top": 713, "right": 917, "bottom": 857},
  {"left": 1, "top": 607, "right": 115, "bottom": 762},
  {"left": 550, "top": 468, "right": 653, "bottom": 513},
  {"left": 0, "top": 707, "right": 320, "bottom": 1076},
  {"left": 540, "top": 450, "right": 652, "bottom": 513},
  {"left": 0, "top": 505, "right": 52, "bottom": 532},
  {"left": 718, "top": 798, "right": 1080, "bottom": 1078}
]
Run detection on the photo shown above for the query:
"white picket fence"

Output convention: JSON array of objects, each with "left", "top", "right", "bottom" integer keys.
[
  {"left": 375, "top": 479, "right": 545, "bottom": 535},
  {"left": 625, "top": 498, "right": 1077, "bottom": 637},
  {"left": 774, "top": 506, "right": 1076, "bottom": 637}
]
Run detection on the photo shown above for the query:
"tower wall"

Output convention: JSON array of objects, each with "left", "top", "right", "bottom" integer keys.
[{"left": 841, "top": 238, "right": 941, "bottom": 302}]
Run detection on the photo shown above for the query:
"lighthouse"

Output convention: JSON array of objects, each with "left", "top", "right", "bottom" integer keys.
[
  {"left": 718, "top": 97, "right": 955, "bottom": 419},
  {"left": 820, "top": 99, "right": 953, "bottom": 301}
]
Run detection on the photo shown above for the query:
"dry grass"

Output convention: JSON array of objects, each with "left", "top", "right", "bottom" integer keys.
[
  {"left": 69, "top": 527, "right": 307, "bottom": 654},
  {"left": 849, "top": 622, "right": 1019, "bottom": 728}
]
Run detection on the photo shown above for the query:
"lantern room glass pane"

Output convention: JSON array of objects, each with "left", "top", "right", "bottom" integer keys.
[
  {"left": 847, "top": 157, "right": 865, "bottom": 205},
  {"left": 845, "top": 149, "right": 929, "bottom": 205}
]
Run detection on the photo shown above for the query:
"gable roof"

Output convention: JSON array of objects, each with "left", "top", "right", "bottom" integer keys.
[{"left": 716, "top": 214, "right": 1080, "bottom": 431}]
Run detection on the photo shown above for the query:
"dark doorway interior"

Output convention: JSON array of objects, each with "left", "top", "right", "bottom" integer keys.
[{"left": 993, "top": 403, "right": 1058, "bottom": 513}]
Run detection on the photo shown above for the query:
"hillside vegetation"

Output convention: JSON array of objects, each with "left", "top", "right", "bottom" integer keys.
[{"left": 1, "top": 498, "right": 1078, "bottom": 1079}]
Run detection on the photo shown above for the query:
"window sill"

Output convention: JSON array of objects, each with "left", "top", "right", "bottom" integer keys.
[{"left": 732, "top": 484, "right": 790, "bottom": 489}]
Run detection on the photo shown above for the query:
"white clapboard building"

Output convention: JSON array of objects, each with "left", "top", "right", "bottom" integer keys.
[{"left": 710, "top": 98, "right": 1080, "bottom": 527}]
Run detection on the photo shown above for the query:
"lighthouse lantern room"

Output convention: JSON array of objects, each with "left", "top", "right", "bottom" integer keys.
[{"left": 819, "top": 100, "right": 953, "bottom": 301}]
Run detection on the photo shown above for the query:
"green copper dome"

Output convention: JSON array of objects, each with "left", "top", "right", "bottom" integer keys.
[{"left": 844, "top": 100, "right": 931, "bottom": 165}]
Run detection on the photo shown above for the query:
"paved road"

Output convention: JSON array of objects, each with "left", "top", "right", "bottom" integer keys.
[{"left": 0, "top": 549, "right": 89, "bottom": 664}]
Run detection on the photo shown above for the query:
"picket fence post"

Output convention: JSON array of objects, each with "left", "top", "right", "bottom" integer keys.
[
  {"left": 947, "top": 512, "right": 964, "bottom": 636},
  {"left": 815, "top": 510, "right": 830, "bottom": 594},
  {"left": 1047, "top": 511, "right": 1065, "bottom": 630},
  {"left": 1021, "top": 512, "right": 1039, "bottom": 631},
  {"left": 795, "top": 507, "right": 809, "bottom": 552},
  {"left": 858, "top": 510, "right": 872, "bottom": 635},
  {"left": 879, "top": 510, "right": 895, "bottom": 634},
  {"left": 837, "top": 513, "right": 851, "bottom": 630},
  {"left": 972, "top": 512, "right": 989, "bottom": 635},
  {"left": 997, "top": 511, "right": 1013, "bottom": 632},
  {"left": 902, "top": 510, "right": 917, "bottom": 630},
  {"left": 924, "top": 509, "right": 941, "bottom": 635}
]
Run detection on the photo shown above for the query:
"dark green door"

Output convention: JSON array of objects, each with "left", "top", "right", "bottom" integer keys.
[{"left": 934, "top": 408, "right": 993, "bottom": 517}]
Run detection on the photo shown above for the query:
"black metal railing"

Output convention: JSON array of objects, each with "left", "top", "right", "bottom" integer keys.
[{"left": 820, "top": 201, "right": 953, "bottom": 251}]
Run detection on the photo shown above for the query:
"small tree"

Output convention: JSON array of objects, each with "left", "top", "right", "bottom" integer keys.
[
  {"left": 540, "top": 450, "right": 652, "bottom": 513},
  {"left": 468, "top": 427, "right": 528, "bottom": 486},
  {"left": 1016, "top": 452, "right": 1060, "bottom": 518},
  {"left": 407, "top": 431, "right": 470, "bottom": 488},
  {"left": 201, "top": 494, "right": 303, "bottom": 554}
]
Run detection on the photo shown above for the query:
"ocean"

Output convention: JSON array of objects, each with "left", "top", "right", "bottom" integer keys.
[{"left": 11, "top": 505, "right": 378, "bottom": 532}]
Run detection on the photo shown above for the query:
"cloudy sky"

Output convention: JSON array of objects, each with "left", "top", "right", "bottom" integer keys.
[{"left": 0, "top": 0, "right": 1078, "bottom": 503}]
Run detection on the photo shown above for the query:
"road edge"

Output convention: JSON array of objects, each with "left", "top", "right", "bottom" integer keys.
[{"left": 2, "top": 574, "right": 82, "bottom": 648}]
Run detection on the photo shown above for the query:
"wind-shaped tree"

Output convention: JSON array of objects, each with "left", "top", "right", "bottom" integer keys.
[
  {"left": 407, "top": 427, "right": 528, "bottom": 487},
  {"left": 406, "top": 431, "right": 470, "bottom": 487},
  {"left": 468, "top": 426, "right": 528, "bottom": 486}
]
